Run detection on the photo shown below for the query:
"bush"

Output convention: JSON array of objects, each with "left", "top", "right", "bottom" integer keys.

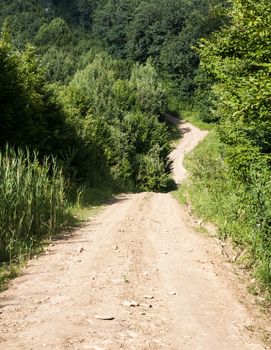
[
  {"left": 60, "top": 54, "right": 172, "bottom": 190},
  {"left": 34, "top": 18, "right": 72, "bottom": 47},
  {"left": 130, "top": 60, "right": 167, "bottom": 115},
  {"left": 184, "top": 132, "right": 271, "bottom": 288},
  {"left": 115, "top": 112, "right": 172, "bottom": 191}
]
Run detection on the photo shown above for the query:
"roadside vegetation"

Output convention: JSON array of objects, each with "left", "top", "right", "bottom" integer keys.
[
  {"left": 1, "top": 0, "right": 271, "bottom": 298},
  {"left": 0, "top": 0, "right": 225, "bottom": 285},
  {"left": 180, "top": 0, "right": 271, "bottom": 296},
  {"left": 0, "top": 147, "right": 66, "bottom": 289}
]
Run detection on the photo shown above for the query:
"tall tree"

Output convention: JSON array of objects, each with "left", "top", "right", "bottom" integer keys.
[
  {"left": 0, "top": 31, "right": 73, "bottom": 154},
  {"left": 93, "top": 0, "right": 137, "bottom": 57},
  {"left": 198, "top": 0, "right": 271, "bottom": 175}
]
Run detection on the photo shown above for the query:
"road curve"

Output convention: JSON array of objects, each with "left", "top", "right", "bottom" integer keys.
[
  {"left": 167, "top": 115, "right": 208, "bottom": 184},
  {"left": 0, "top": 120, "right": 268, "bottom": 350}
]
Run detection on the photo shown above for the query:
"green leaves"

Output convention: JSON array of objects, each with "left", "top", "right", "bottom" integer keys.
[
  {"left": 130, "top": 60, "right": 167, "bottom": 115},
  {"left": 0, "top": 147, "right": 67, "bottom": 263},
  {"left": 59, "top": 52, "right": 171, "bottom": 190},
  {"left": 113, "top": 112, "right": 172, "bottom": 191},
  {"left": 93, "top": 0, "right": 136, "bottom": 57},
  {"left": 194, "top": 0, "right": 271, "bottom": 287},
  {"left": 0, "top": 33, "right": 77, "bottom": 161},
  {"left": 199, "top": 0, "right": 271, "bottom": 170},
  {"left": 34, "top": 18, "right": 72, "bottom": 47}
]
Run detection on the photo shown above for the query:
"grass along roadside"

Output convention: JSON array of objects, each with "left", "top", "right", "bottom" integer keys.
[
  {"left": 0, "top": 146, "right": 113, "bottom": 291},
  {"left": 177, "top": 129, "right": 271, "bottom": 304},
  {"left": 166, "top": 96, "right": 215, "bottom": 132},
  {"left": 0, "top": 186, "right": 113, "bottom": 291},
  {"left": 68, "top": 186, "right": 113, "bottom": 222},
  {"left": 180, "top": 109, "right": 214, "bottom": 131},
  {"left": 163, "top": 116, "right": 182, "bottom": 148}
]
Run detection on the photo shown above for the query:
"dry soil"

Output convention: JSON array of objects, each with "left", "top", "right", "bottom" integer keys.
[{"left": 0, "top": 117, "right": 269, "bottom": 350}]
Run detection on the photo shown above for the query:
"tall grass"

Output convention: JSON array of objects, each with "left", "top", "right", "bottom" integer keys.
[{"left": 0, "top": 146, "right": 68, "bottom": 263}]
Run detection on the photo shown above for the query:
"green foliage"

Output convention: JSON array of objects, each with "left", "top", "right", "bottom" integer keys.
[
  {"left": 185, "top": 132, "right": 271, "bottom": 287},
  {"left": 77, "top": 0, "right": 100, "bottom": 28},
  {"left": 93, "top": 0, "right": 136, "bottom": 57},
  {"left": 184, "top": 132, "right": 236, "bottom": 223},
  {"left": 181, "top": 109, "right": 215, "bottom": 131},
  {"left": 0, "top": 0, "right": 227, "bottom": 96},
  {"left": 0, "top": 38, "right": 170, "bottom": 191},
  {"left": 112, "top": 79, "right": 135, "bottom": 112},
  {"left": 0, "top": 146, "right": 68, "bottom": 263},
  {"left": 198, "top": 0, "right": 271, "bottom": 171},
  {"left": 0, "top": 0, "right": 49, "bottom": 47},
  {"left": 130, "top": 61, "right": 167, "bottom": 115},
  {"left": 62, "top": 53, "right": 118, "bottom": 119},
  {"left": 0, "top": 32, "right": 76, "bottom": 157},
  {"left": 193, "top": 69, "right": 219, "bottom": 123},
  {"left": 188, "top": 0, "right": 271, "bottom": 290},
  {"left": 92, "top": 0, "right": 227, "bottom": 97},
  {"left": 60, "top": 53, "right": 171, "bottom": 190},
  {"left": 125, "top": 0, "right": 193, "bottom": 65},
  {"left": 52, "top": 0, "right": 100, "bottom": 28},
  {"left": 115, "top": 112, "right": 172, "bottom": 191},
  {"left": 34, "top": 17, "right": 72, "bottom": 47},
  {"left": 39, "top": 47, "right": 77, "bottom": 82}
]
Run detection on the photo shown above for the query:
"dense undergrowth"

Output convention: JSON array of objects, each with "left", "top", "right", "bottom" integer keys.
[
  {"left": 181, "top": 130, "right": 271, "bottom": 294},
  {"left": 174, "top": 0, "right": 271, "bottom": 295},
  {"left": 0, "top": 148, "right": 113, "bottom": 290},
  {"left": 0, "top": 147, "right": 66, "bottom": 289},
  {"left": 0, "top": 147, "right": 67, "bottom": 263}
]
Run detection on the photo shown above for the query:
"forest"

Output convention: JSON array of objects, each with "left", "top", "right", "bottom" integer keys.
[{"left": 0, "top": 0, "right": 271, "bottom": 292}]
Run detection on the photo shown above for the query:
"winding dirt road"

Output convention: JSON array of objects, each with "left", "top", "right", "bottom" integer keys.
[{"left": 0, "top": 118, "right": 269, "bottom": 349}]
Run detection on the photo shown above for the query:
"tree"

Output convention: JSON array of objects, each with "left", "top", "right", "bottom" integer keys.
[
  {"left": 93, "top": 0, "right": 137, "bottom": 57},
  {"left": 130, "top": 60, "right": 167, "bottom": 115},
  {"left": 34, "top": 17, "right": 72, "bottom": 47},
  {"left": 77, "top": 0, "right": 99, "bottom": 28},
  {"left": 126, "top": 0, "right": 188, "bottom": 63},
  {"left": 198, "top": 0, "right": 271, "bottom": 175},
  {"left": 0, "top": 31, "right": 74, "bottom": 155}
]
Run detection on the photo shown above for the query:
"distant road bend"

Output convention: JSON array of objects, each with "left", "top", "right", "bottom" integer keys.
[{"left": 0, "top": 117, "right": 267, "bottom": 350}]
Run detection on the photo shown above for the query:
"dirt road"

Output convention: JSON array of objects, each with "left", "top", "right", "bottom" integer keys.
[{"left": 0, "top": 118, "right": 268, "bottom": 349}]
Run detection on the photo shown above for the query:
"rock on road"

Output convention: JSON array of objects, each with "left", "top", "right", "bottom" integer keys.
[{"left": 0, "top": 117, "right": 268, "bottom": 349}]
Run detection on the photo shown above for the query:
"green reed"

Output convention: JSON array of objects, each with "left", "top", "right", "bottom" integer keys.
[{"left": 0, "top": 146, "right": 68, "bottom": 263}]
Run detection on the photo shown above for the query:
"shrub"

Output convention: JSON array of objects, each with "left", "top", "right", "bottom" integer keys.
[{"left": 185, "top": 132, "right": 271, "bottom": 288}]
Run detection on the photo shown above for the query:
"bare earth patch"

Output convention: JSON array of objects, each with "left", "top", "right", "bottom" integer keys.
[{"left": 0, "top": 118, "right": 270, "bottom": 350}]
